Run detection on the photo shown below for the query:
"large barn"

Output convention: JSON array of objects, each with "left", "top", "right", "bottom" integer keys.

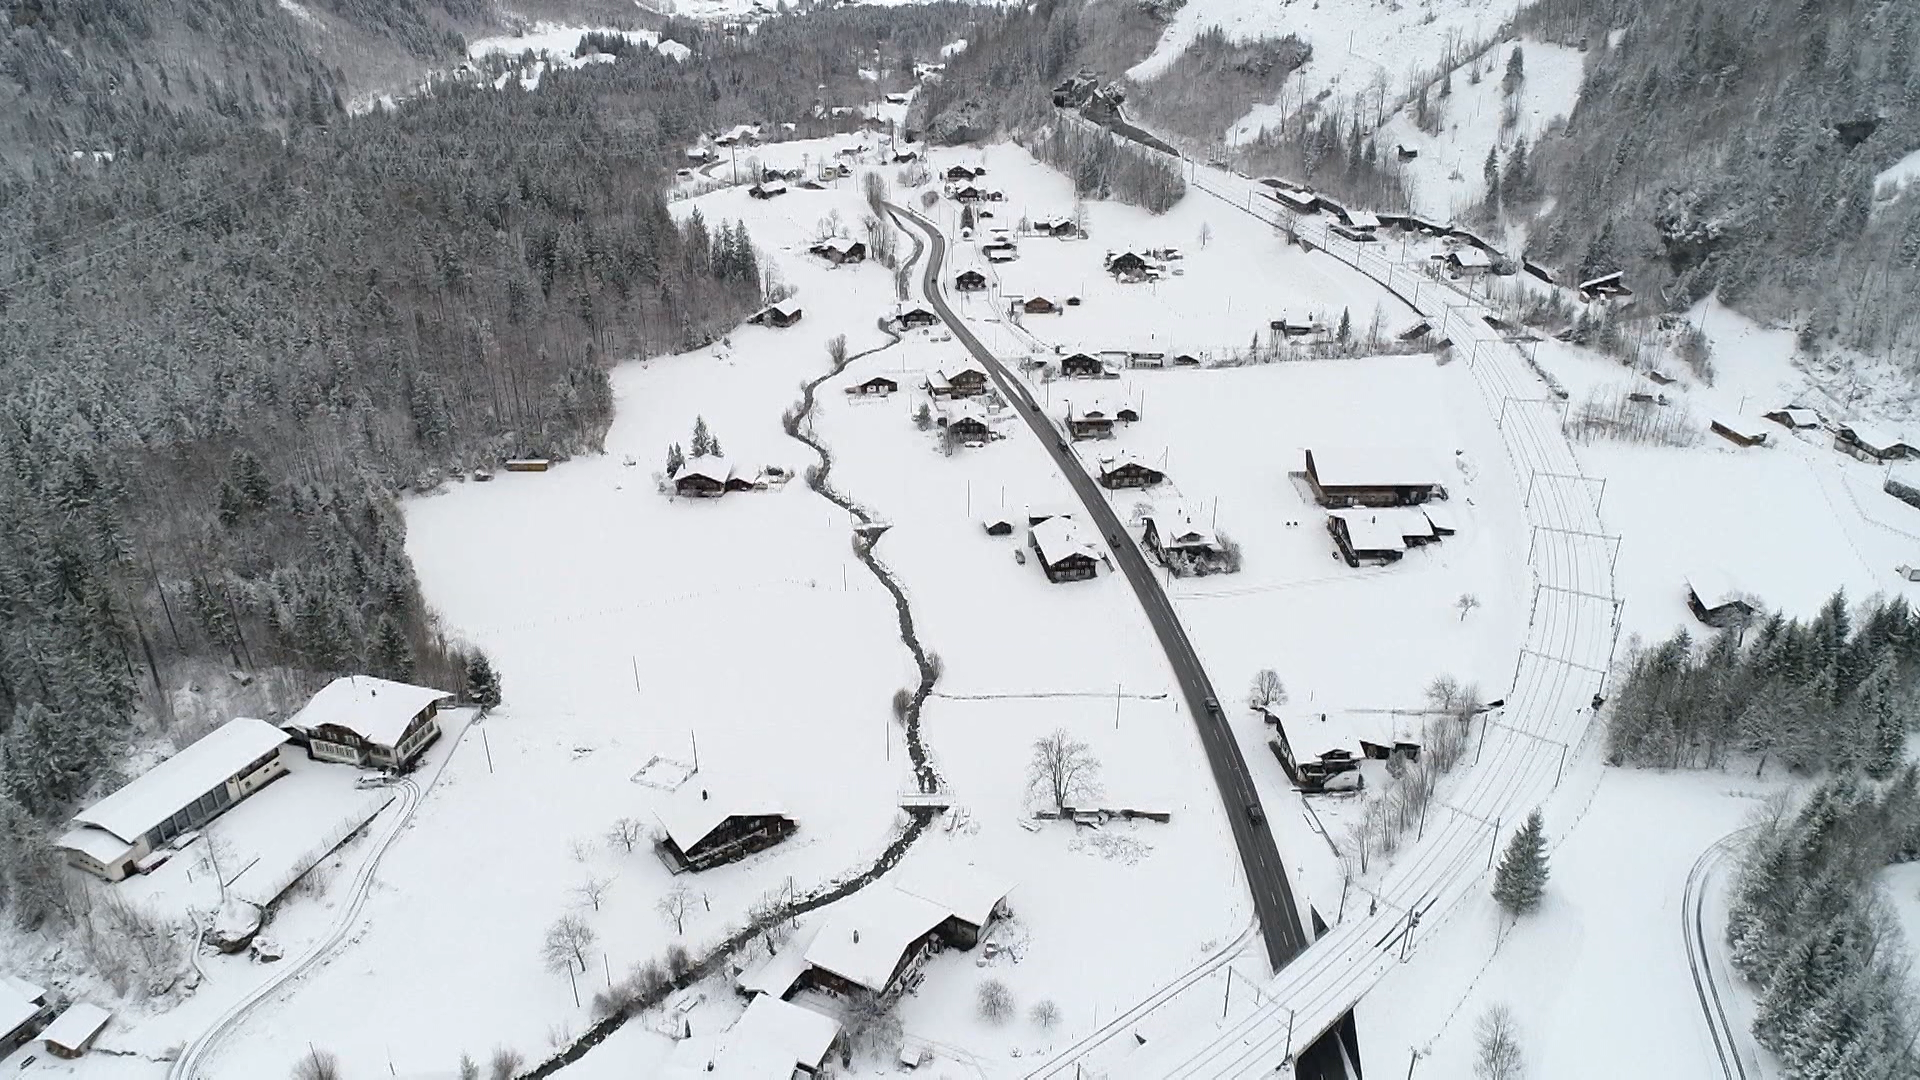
[
  {"left": 1304, "top": 448, "right": 1446, "bottom": 507},
  {"left": 655, "top": 785, "right": 797, "bottom": 873}
]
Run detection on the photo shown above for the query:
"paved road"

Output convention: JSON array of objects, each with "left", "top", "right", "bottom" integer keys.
[{"left": 891, "top": 205, "right": 1311, "bottom": 971}]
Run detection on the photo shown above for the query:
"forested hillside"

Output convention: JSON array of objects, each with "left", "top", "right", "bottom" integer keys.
[
  {"left": 1515, "top": 0, "right": 1920, "bottom": 359},
  {"left": 0, "top": 1, "right": 982, "bottom": 919}
]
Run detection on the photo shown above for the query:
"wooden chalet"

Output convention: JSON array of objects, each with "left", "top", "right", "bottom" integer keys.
[
  {"left": 1030, "top": 517, "right": 1101, "bottom": 582},
  {"left": 504, "top": 458, "right": 550, "bottom": 472},
  {"left": 1304, "top": 448, "right": 1445, "bottom": 507},
  {"left": 799, "top": 868, "right": 1010, "bottom": 998},
  {"left": 1443, "top": 248, "right": 1494, "bottom": 276},
  {"left": 40, "top": 1003, "right": 110, "bottom": 1059},
  {"left": 655, "top": 786, "right": 796, "bottom": 873},
  {"left": 750, "top": 300, "right": 804, "bottom": 328},
  {"left": 1142, "top": 506, "right": 1225, "bottom": 573},
  {"left": 1835, "top": 421, "right": 1912, "bottom": 463},
  {"left": 1395, "top": 144, "right": 1419, "bottom": 161},
  {"left": 1032, "top": 216, "right": 1080, "bottom": 238},
  {"left": 713, "top": 124, "right": 760, "bottom": 147},
  {"left": 1060, "top": 351, "right": 1104, "bottom": 378},
  {"left": 1326, "top": 509, "right": 1409, "bottom": 566},
  {"left": 1764, "top": 406, "right": 1823, "bottom": 430},
  {"left": 1097, "top": 453, "right": 1165, "bottom": 489},
  {"left": 809, "top": 236, "right": 867, "bottom": 264},
  {"left": 928, "top": 364, "right": 989, "bottom": 398},
  {"left": 748, "top": 179, "right": 789, "bottom": 199},
  {"left": 296, "top": 676, "right": 450, "bottom": 771},
  {"left": 847, "top": 375, "right": 899, "bottom": 397},
  {"left": 1105, "top": 251, "right": 1152, "bottom": 281},
  {"left": 1062, "top": 404, "right": 1114, "bottom": 440},
  {"left": 953, "top": 267, "right": 988, "bottom": 292},
  {"left": 1686, "top": 571, "right": 1756, "bottom": 629},
  {"left": 1020, "top": 296, "right": 1059, "bottom": 315},
  {"left": 894, "top": 305, "right": 939, "bottom": 329},
  {"left": 1263, "top": 709, "right": 1422, "bottom": 793},
  {"left": 938, "top": 405, "right": 992, "bottom": 444},
  {"left": 1709, "top": 415, "right": 1770, "bottom": 448},
  {"left": 944, "top": 164, "right": 984, "bottom": 182},
  {"left": 675, "top": 455, "right": 752, "bottom": 497},
  {"left": 1578, "top": 271, "right": 1632, "bottom": 302}
]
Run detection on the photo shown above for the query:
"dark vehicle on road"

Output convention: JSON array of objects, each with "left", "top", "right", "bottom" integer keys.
[{"left": 1248, "top": 802, "right": 1265, "bottom": 826}]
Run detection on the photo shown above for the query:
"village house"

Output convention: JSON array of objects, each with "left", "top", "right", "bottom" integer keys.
[
  {"left": 944, "top": 164, "right": 984, "bottom": 182},
  {"left": 1687, "top": 571, "right": 1757, "bottom": 628},
  {"left": 0, "top": 977, "right": 53, "bottom": 1059},
  {"left": 1032, "top": 215, "right": 1080, "bottom": 238},
  {"left": 983, "top": 239, "right": 1018, "bottom": 263},
  {"left": 40, "top": 1003, "right": 111, "bottom": 1059},
  {"left": 1304, "top": 448, "right": 1446, "bottom": 507},
  {"left": 808, "top": 236, "right": 867, "bottom": 264},
  {"left": 892, "top": 147, "right": 921, "bottom": 163},
  {"left": 713, "top": 124, "right": 761, "bottom": 147},
  {"left": 1062, "top": 398, "right": 1137, "bottom": 439},
  {"left": 761, "top": 166, "right": 802, "bottom": 183},
  {"left": 846, "top": 374, "right": 899, "bottom": 397},
  {"left": 1263, "top": 709, "right": 1422, "bottom": 793},
  {"left": 1764, "top": 406, "right": 1823, "bottom": 430},
  {"left": 1142, "top": 505, "right": 1227, "bottom": 574},
  {"left": 797, "top": 868, "right": 1012, "bottom": 999},
  {"left": 953, "top": 267, "right": 988, "bottom": 292},
  {"left": 655, "top": 785, "right": 797, "bottom": 873},
  {"left": 1443, "top": 248, "right": 1494, "bottom": 276},
  {"left": 1267, "top": 186, "right": 1318, "bottom": 214},
  {"left": 1578, "top": 271, "right": 1633, "bottom": 302},
  {"left": 749, "top": 299, "right": 804, "bottom": 328},
  {"left": 686, "top": 146, "right": 717, "bottom": 163},
  {"left": 1018, "top": 295, "right": 1059, "bottom": 316},
  {"left": 893, "top": 304, "right": 939, "bottom": 329},
  {"left": 748, "top": 179, "right": 788, "bottom": 199},
  {"left": 937, "top": 402, "right": 993, "bottom": 445},
  {"left": 1029, "top": 516, "right": 1102, "bottom": 582},
  {"left": 1709, "top": 414, "right": 1770, "bottom": 448},
  {"left": 1886, "top": 464, "right": 1920, "bottom": 511},
  {"left": 1097, "top": 452, "right": 1165, "bottom": 489},
  {"left": 927, "top": 363, "right": 990, "bottom": 398},
  {"left": 58, "top": 717, "right": 291, "bottom": 881},
  {"left": 296, "top": 675, "right": 451, "bottom": 771},
  {"left": 675, "top": 455, "right": 755, "bottom": 497},
  {"left": 1835, "top": 421, "right": 1912, "bottom": 463},
  {"left": 1060, "top": 351, "right": 1104, "bottom": 378},
  {"left": 1104, "top": 250, "right": 1153, "bottom": 282}
]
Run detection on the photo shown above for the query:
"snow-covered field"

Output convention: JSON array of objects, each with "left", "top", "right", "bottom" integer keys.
[{"left": 1376, "top": 38, "right": 1588, "bottom": 222}]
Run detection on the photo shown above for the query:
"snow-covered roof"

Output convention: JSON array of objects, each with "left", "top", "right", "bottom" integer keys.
[
  {"left": 1098, "top": 450, "right": 1159, "bottom": 477},
  {"left": 1687, "top": 569, "right": 1745, "bottom": 611},
  {"left": 57, "top": 825, "right": 134, "bottom": 865},
  {"left": 1148, "top": 502, "right": 1217, "bottom": 550},
  {"left": 655, "top": 782, "right": 785, "bottom": 852},
  {"left": 0, "top": 975, "right": 43, "bottom": 1006},
  {"left": 736, "top": 921, "right": 818, "bottom": 998},
  {"left": 1841, "top": 421, "right": 1908, "bottom": 454},
  {"left": 1327, "top": 509, "right": 1409, "bottom": 553},
  {"left": 1768, "top": 407, "right": 1822, "bottom": 428},
  {"left": 938, "top": 363, "right": 986, "bottom": 382},
  {"left": 753, "top": 179, "right": 788, "bottom": 194},
  {"left": 679, "top": 455, "right": 735, "bottom": 485},
  {"left": 292, "top": 676, "right": 451, "bottom": 749},
  {"left": 40, "top": 1002, "right": 110, "bottom": 1052},
  {"left": 812, "top": 235, "right": 861, "bottom": 254},
  {"left": 1030, "top": 516, "right": 1101, "bottom": 566},
  {"left": 70, "top": 718, "right": 289, "bottom": 845},
  {"left": 723, "top": 995, "right": 841, "bottom": 1074},
  {"left": 1711, "top": 414, "right": 1770, "bottom": 441},
  {"left": 892, "top": 861, "right": 1011, "bottom": 929},
  {"left": 1344, "top": 209, "right": 1381, "bottom": 229},
  {"left": 767, "top": 299, "right": 802, "bottom": 319},
  {"left": 1306, "top": 447, "right": 1444, "bottom": 489},
  {"left": 1577, "top": 271, "right": 1623, "bottom": 291},
  {"left": 939, "top": 400, "right": 992, "bottom": 426},
  {"left": 1269, "top": 710, "right": 1422, "bottom": 761},
  {"left": 1067, "top": 395, "right": 1132, "bottom": 420},
  {"left": 1420, "top": 502, "right": 1459, "bottom": 534},
  {"left": 0, "top": 978, "right": 42, "bottom": 1039},
  {"left": 1447, "top": 247, "right": 1492, "bottom": 268},
  {"left": 803, "top": 887, "right": 951, "bottom": 992}
]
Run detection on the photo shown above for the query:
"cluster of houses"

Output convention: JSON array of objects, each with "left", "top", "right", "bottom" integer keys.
[
  {"left": 59, "top": 676, "right": 454, "bottom": 882},
  {"left": 943, "top": 164, "right": 1001, "bottom": 204},
  {"left": 1302, "top": 448, "right": 1459, "bottom": 567},
  {"left": 672, "top": 455, "right": 784, "bottom": 498},
  {"left": 1, "top": 976, "right": 111, "bottom": 1062},
  {"left": 981, "top": 506, "right": 1108, "bottom": 583}
]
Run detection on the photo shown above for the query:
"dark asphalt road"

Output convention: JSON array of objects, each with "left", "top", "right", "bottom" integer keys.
[{"left": 892, "top": 205, "right": 1311, "bottom": 972}]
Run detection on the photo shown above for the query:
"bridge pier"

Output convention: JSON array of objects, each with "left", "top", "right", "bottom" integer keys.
[{"left": 1291, "top": 1007, "right": 1361, "bottom": 1080}]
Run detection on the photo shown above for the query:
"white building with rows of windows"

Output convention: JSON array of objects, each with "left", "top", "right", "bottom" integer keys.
[{"left": 289, "top": 675, "right": 451, "bottom": 770}]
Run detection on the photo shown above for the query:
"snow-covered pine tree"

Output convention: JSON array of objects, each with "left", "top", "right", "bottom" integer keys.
[
  {"left": 1337, "top": 307, "right": 1352, "bottom": 342},
  {"left": 691, "top": 417, "right": 713, "bottom": 457},
  {"left": 466, "top": 651, "right": 503, "bottom": 710},
  {"left": 1492, "top": 809, "right": 1549, "bottom": 916},
  {"left": 709, "top": 435, "right": 724, "bottom": 458},
  {"left": 666, "top": 443, "right": 685, "bottom": 477}
]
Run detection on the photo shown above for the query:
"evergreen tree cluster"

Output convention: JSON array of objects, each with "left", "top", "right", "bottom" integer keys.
[
  {"left": 1516, "top": 0, "right": 1920, "bottom": 359},
  {"left": 1027, "top": 122, "right": 1186, "bottom": 214},
  {"left": 1607, "top": 591, "right": 1920, "bottom": 774},
  {"left": 1726, "top": 773, "right": 1920, "bottom": 1077}
]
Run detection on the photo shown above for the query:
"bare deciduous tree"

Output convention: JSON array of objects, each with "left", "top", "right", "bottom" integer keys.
[
  {"left": 607, "top": 817, "right": 645, "bottom": 853},
  {"left": 1030, "top": 999, "right": 1062, "bottom": 1029},
  {"left": 1248, "top": 669, "right": 1288, "bottom": 711},
  {"left": 1473, "top": 1005, "right": 1524, "bottom": 1080},
  {"left": 458, "top": 1054, "right": 480, "bottom": 1080},
  {"left": 1027, "top": 728, "right": 1101, "bottom": 812},
  {"left": 657, "top": 882, "right": 696, "bottom": 935},
  {"left": 827, "top": 333, "right": 849, "bottom": 366},
  {"left": 977, "top": 977, "right": 1015, "bottom": 1023},
  {"left": 575, "top": 875, "right": 612, "bottom": 912},
  {"left": 1197, "top": 221, "right": 1213, "bottom": 249},
  {"left": 542, "top": 913, "right": 596, "bottom": 973},
  {"left": 489, "top": 1047, "right": 524, "bottom": 1080},
  {"left": 292, "top": 1049, "right": 341, "bottom": 1080},
  {"left": 1457, "top": 593, "right": 1482, "bottom": 621}
]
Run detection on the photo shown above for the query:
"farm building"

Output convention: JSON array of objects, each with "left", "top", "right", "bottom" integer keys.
[
  {"left": 848, "top": 375, "right": 899, "bottom": 397},
  {"left": 981, "top": 514, "right": 1016, "bottom": 536},
  {"left": 952, "top": 184, "right": 1002, "bottom": 203},
  {"left": 944, "top": 164, "right": 984, "bottom": 181},
  {"left": 41, "top": 1002, "right": 111, "bottom": 1059},
  {"left": 984, "top": 241, "right": 1018, "bottom": 264},
  {"left": 297, "top": 675, "right": 451, "bottom": 771},
  {"left": 1886, "top": 465, "right": 1920, "bottom": 511},
  {"left": 747, "top": 179, "right": 788, "bottom": 199},
  {"left": 927, "top": 364, "right": 990, "bottom": 398},
  {"left": 1686, "top": 570, "right": 1757, "bottom": 628},
  {"left": 937, "top": 403, "right": 993, "bottom": 445},
  {"left": 1142, "top": 505, "right": 1228, "bottom": 574},
  {"left": 749, "top": 300, "right": 804, "bottom": 328},
  {"left": 1060, "top": 351, "right": 1104, "bottom": 378},
  {"left": 1263, "top": 709, "right": 1422, "bottom": 792},
  {"left": 1030, "top": 517, "right": 1102, "bottom": 582},
  {"left": 1443, "top": 248, "right": 1493, "bottom": 276},
  {"left": 0, "top": 977, "right": 53, "bottom": 1058},
  {"left": 58, "top": 717, "right": 291, "bottom": 881},
  {"left": 725, "top": 995, "right": 844, "bottom": 1076},
  {"left": 1835, "top": 421, "right": 1912, "bottom": 463},
  {"left": 1328, "top": 221, "right": 1380, "bottom": 242},
  {"left": 809, "top": 236, "right": 866, "bottom": 264},
  {"left": 1336, "top": 208, "right": 1381, "bottom": 231},
  {"left": 1326, "top": 508, "right": 1421, "bottom": 566},
  {"left": 1764, "top": 407, "right": 1823, "bottom": 430},
  {"left": 1709, "top": 415, "right": 1770, "bottom": 448},
  {"left": 1104, "top": 251, "right": 1152, "bottom": 281},
  {"left": 893, "top": 305, "right": 939, "bottom": 329},
  {"left": 676, "top": 456, "right": 756, "bottom": 497},
  {"left": 1033, "top": 215, "right": 1080, "bottom": 237},
  {"left": 1268, "top": 187, "right": 1318, "bottom": 214},
  {"left": 1019, "top": 296, "right": 1059, "bottom": 315},
  {"left": 1304, "top": 448, "right": 1445, "bottom": 507},
  {"left": 1578, "top": 271, "right": 1632, "bottom": 301},
  {"left": 1097, "top": 452, "right": 1165, "bottom": 489},
  {"left": 798, "top": 870, "right": 1011, "bottom": 998},
  {"left": 655, "top": 785, "right": 797, "bottom": 873},
  {"left": 892, "top": 147, "right": 920, "bottom": 163},
  {"left": 713, "top": 124, "right": 760, "bottom": 146},
  {"left": 1062, "top": 399, "right": 1138, "bottom": 440},
  {"left": 953, "top": 267, "right": 988, "bottom": 291}
]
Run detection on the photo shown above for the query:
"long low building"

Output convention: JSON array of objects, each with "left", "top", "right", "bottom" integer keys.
[
  {"left": 1304, "top": 447, "right": 1446, "bottom": 507},
  {"left": 59, "top": 717, "right": 290, "bottom": 881}
]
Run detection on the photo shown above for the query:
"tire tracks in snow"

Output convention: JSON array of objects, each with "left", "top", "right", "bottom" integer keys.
[{"left": 1685, "top": 827, "right": 1760, "bottom": 1080}]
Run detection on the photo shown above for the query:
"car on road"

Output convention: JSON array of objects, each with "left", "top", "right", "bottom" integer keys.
[
  {"left": 1204, "top": 693, "right": 1221, "bottom": 716},
  {"left": 1248, "top": 802, "right": 1265, "bottom": 826}
]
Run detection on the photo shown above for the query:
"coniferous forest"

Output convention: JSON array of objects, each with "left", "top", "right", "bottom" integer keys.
[{"left": 0, "top": 0, "right": 983, "bottom": 919}]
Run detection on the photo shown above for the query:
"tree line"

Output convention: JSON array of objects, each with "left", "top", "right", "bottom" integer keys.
[{"left": 1606, "top": 592, "right": 1920, "bottom": 775}]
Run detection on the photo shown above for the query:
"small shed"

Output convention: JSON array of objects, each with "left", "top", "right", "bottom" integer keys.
[
  {"left": 1686, "top": 570, "right": 1757, "bottom": 628},
  {"left": 1764, "top": 407, "right": 1823, "bottom": 430},
  {"left": 1710, "top": 415, "right": 1770, "bottom": 448},
  {"left": 750, "top": 300, "right": 804, "bottom": 328},
  {"left": 981, "top": 515, "right": 1016, "bottom": 537},
  {"left": 748, "top": 179, "right": 789, "bottom": 199},
  {"left": 41, "top": 1002, "right": 111, "bottom": 1059},
  {"left": 504, "top": 458, "right": 551, "bottom": 472}
]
